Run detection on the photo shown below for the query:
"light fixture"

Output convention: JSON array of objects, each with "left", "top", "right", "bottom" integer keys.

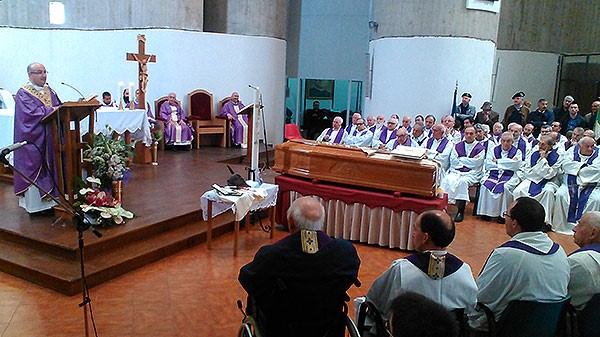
[{"left": 49, "top": 2, "right": 65, "bottom": 25}]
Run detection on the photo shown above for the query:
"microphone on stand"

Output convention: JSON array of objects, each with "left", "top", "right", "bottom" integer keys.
[
  {"left": 60, "top": 81, "right": 85, "bottom": 99},
  {"left": 0, "top": 141, "right": 27, "bottom": 164},
  {"left": 248, "top": 84, "right": 259, "bottom": 90}
]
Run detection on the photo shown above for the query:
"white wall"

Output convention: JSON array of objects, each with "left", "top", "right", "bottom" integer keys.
[
  {"left": 297, "top": 0, "right": 370, "bottom": 81},
  {"left": 493, "top": 50, "right": 559, "bottom": 112},
  {"left": 364, "top": 36, "right": 496, "bottom": 121},
  {"left": 0, "top": 28, "right": 287, "bottom": 144}
]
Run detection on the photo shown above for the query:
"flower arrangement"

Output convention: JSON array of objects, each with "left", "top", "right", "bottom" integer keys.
[
  {"left": 74, "top": 177, "right": 134, "bottom": 227},
  {"left": 84, "top": 129, "right": 134, "bottom": 189}
]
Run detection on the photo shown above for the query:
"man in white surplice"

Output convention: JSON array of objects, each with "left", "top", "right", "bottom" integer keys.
[
  {"left": 513, "top": 135, "right": 562, "bottom": 224},
  {"left": 344, "top": 118, "right": 373, "bottom": 147},
  {"left": 552, "top": 136, "right": 600, "bottom": 234},
  {"left": 477, "top": 132, "right": 523, "bottom": 223},
  {"left": 441, "top": 126, "right": 486, "bottom": 222},
  {"left": 424, "top": 123, "right": 452, "bottom": 172}
]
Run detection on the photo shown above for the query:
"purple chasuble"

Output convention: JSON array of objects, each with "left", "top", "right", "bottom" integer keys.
[
  {"left": 220, "top": 100, "right": 248, "bottom": 145},
  {"left": 527, "top": 149, "right": 559, "bottom": 196},
  {"left": 405, "top": 252, "right": 463, "bottom": 277},
  {"left": 455, "top": 141, "right": 486, "bottom": 172},
  {"left": 13, "top": 86, "right": 62, "bottom": 197},
  {"left": 482, "top": 145, "right": 518, "bottom": 194},
  {"left": 567, "top": 146, "right": 599, "bottom": 223},
  {"left": 159, "top": 101, "right": 193, "bottom": 145},
  {"left": 325, "top": 128, "right": 345, "bottom": 144}
]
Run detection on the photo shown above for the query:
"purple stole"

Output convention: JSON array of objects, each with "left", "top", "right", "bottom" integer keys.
[
  {"left": 405, "top": 252, "right": 463, "bottom": 277},
  {"left": 499, "top": 240, "right": 560, "bottom": 255},
  {"left": 426, "top": 128, "right": 433, "bottom": 137},
  {"left": 426, "top": 137, "right": 449, "bottom": 153},
  {"left": 527, "top": 149, "right": 560, "bottom": 196},
  {"left": 414, "top": 136, "right": 427, "bottom": 146},
  {"left": 368, "top": 125, "right": 377, "bottom": 133},
  {"left": 353, "top": 129, "right": 369, "bottom": 137},
  {"left": 379, "top": 128, "right": 397, "bottom": 144},
  {"left": 392, "top": 137, "right": 412, "bottom": 150},
  {"left": 406, "top": 125, "right": 412, "bottom": 133},
  {"left": 345, "top": 124, "right": 353, "bottom": 133},
  {"left": 569, "top": 242, "right": 600, "bottom": 256},
  {"left": 527, "top": 135, "right": 539, "bottom": 148},
  {"left": 325, "top": 128, "right": 345, "bottom": 144},
  {"left": 483, "top": 145, "right": 519, "bottom": 194},
  {"left": 567, "top": 145, "right": 599, "bottom": 222},
  {"left": 564, "top": 140, "right": 574, "bottom": 151},
  {"left": 454, "top": 141, "right": 486, "bottom": 172},
  {"left": 516, "top": 138, "right": 527, "bottom": 160}
]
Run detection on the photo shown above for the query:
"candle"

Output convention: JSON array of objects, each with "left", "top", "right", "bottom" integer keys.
[
  {"left": 128, "top": 82, "right": 134, "bottom": 109},
  {"left": 118, "top": 81, "right": 124, "bottom": 110}
]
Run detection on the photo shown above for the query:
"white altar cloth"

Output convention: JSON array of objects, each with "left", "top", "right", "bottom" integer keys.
[{"left": 79, "top": 108, "right": 152, "bottom": 145}]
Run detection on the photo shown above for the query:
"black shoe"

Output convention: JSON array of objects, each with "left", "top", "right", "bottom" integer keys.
[
  {"left": 232, "top": 143, "right": 242, "bottom": 148},
  {"left": 496, "top": 217, "right": 505, "bottom": 224},
  {"left": 481, "top": 215, "right": 491, "bottom": 221},
  {"left": 454, "top": 212, "right": 464, "bottom": 223}
]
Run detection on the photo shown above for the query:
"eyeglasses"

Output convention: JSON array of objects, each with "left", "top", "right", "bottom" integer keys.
[
  {"left": 356, "top": 122, "right": 364, "bottom": 125},
  {"left": 502, "top": 212, "right": 512, "bottom": 219},
  {"left": 29, "top": 70, "right": 48, "bottom": 75}
]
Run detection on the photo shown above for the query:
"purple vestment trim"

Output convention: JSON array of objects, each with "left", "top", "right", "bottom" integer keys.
[
  {"left": 517, "top": 138, "right": 527, "bottom": 160},
  {"left": 499, "top": 241, "right": 560, "bottom": 255},
  {"left": 392, "top": 137, "right": 412, "bottom": 149},
  {"left": 426, "top": 137, "right": 449, "bottom": 153},
  {"left": 378, "top": 128, "right": 397, "bottom": 144},
  {"left": 454, "top": 141, "right": 485, "bottom": 172},
  {"left": 482, "top": 145, "right": 518, "bottom": 193},
  {"left": 325, "top": 128, "right": 345, "bottom": 144},
  {"left": 567, "top": 146, "right": 599, "bottom": 222},
  {"left": 570, "top": 242, "right": 600, "bottom": 256},
  {"left": 405, "top": 252, "right": 463, "bottom": 277},
  {"left": 527, "top": 149, "right": 559, "bottom": 196}
]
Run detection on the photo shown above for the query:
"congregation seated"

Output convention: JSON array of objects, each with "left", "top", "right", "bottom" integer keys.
[
  {"left": 470, "top": 197, "right": 570, "bottom": 331},
  {"left": 388, "top": 292, "right": 458, "bottom": 337},
  {"left": 365, "top": 210, "right": 477, "bottom": 323},
  {"left": 238, "top": 196, "right": 360, "bottom": 337},
  {"left": 568, "top": 211, "right": 600, "bottom": 311},
  {"left": 552, "top": 136, "right": 600, "bottom": 234},
  {"left": 316, "top": 116, "right": 348, "bottom": 144},
  {"left": 159, "top": 92, "right": 193, "bottom": 147}
]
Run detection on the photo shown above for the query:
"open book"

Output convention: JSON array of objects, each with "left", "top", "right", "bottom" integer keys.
[{"left": 390, "top": 146, "right": 428, "bottom": 160}]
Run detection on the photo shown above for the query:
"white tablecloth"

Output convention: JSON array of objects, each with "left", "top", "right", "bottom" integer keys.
[
  {"left": 201, "top": 181, "right": 279, "bottom": 221},
  {"left": 79, "top": 108, "right": 152, "bottom": 145}
]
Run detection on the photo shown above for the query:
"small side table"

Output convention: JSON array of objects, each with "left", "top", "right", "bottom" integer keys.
[{"left": 200, "top": 181, "right": 279, "bottom": 256}]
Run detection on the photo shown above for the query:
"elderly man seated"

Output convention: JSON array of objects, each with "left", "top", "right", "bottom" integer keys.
[
  {"left": 345, "top": 118, "right": 373, "bottom": 147},
  {"left": 372, "top": 117, "right": 399, "bottom": 149},
  {"left": 386, "top": 127, "right": 416, "bottom": 150},
  {"left": 476, "top": 132, "right": 523, "bottom": 223},
  {"left": 553, "top": 136, "right": 600, "bottom": 234},
  {"left": 568, "top": 211, "right": 600, "bottom": 311},
  {"left": 366, "top": 210, "right": 477, "bottom": 322},
  {"left": 238, "top": 196, "right": 360, "bottom": 337},
  {"left": 425, "top": 123, "right": 453, "bottom": 172},
  {"left": 159, "top": 93, "right": 193, "bottom": 147},
  {"left": 316, "top": 116, "right": 348, "bottom": 144},
  {"left": 470, "top": 197, "right": 570, "bottom": 331}
]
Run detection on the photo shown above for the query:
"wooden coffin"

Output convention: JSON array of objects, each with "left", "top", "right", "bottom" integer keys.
[{"left": 273, "top": 139, "right": 441, "bottom": 198}]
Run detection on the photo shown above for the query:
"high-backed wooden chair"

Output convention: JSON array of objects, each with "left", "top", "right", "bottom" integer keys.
[
  {"left": 218, "top": 96, "right": 232, "bottom": 148},
  {"left": 188, "top": 89, "right": 226, "bottom": 148}
]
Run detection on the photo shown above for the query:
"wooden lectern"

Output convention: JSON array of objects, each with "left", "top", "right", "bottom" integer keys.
[
  {"left": 237, "top": 104, "right": 254, "bottom": 164},
  {"left": 42, "top": 100, "right": 101, "bottom": 202}
]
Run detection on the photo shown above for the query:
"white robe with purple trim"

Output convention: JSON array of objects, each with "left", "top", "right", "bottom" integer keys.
[
  {"left": 476, "top": 145, "right": 523, "bottom": 218},
  {"left": 441, "top": 141, "right": 485, "bottom": 204},
  {"left": 552, "top": 146, "right": 600, "bottom": 234},
  {"left": 568, "top": 244, "right": 600, "bottom": 310}
]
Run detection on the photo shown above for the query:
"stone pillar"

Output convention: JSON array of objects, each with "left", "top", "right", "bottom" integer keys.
[
  {"left": 204, "top": 0, "right": 288, "bottom": 39},
  {"left": 365, "top": 0, "right": 500, "bottom": 120}
]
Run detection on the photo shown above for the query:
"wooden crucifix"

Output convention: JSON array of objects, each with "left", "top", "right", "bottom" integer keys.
[{"left": 126, "top": 34, "right": 156, "bottom": 109}]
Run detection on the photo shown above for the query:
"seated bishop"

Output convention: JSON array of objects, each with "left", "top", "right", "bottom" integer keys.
[
  {"left": 512, "top": 135, "right": 562, "bottom": 224},
  {"left": 552, "top": 136, "right": 600, "bottom": 234},
  {"left": 476, "top": 132, "right": 523, "bottom": 223},
  {"left": 220, "top": 91, "right": 249, "bottom": 148},
  {"left": 159, "top": 93, "right": 193, "bottom": 147},
  {"left": 344, "top": 118, "right": 373, "bottom": 147},
  {"left": 441, "top": 126, "right": 486, "bottom": 222},
  {"left": 316, "top": 116, "right": 348, "bottom": 144}
]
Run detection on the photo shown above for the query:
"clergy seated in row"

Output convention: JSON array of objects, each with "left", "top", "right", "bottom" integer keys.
[
  {"left": 344, "top": 118, "right": 373, "bottom": 147},
  {"left": 344, "top": 112, "right": 362, "bottom": 136},
  {"left": 568, "top": 211, "right": 600, "bottom": 311},
  {"left": 508, "top": 122, "right": 531, "bottom": 160},
  {"left": 410, "top": 122, "right": 428, "bottom": 146},
  {"left": 219, "top": 91, "right": 248, "bottom": 148},
  {"left": 512, "top": 135, "right": 562, "bottom": 225},
  {"left": 372, "top": 117, "right": 399, "bottom": 149},
  {"left": 440, "top": 126, "right": 486, "bottom": 223},
  {"left": 552, "top": 136, "right": 600, "bottom": 234},
  {"left": 364, "top": 210, "right": 477, "bottom": 325},
  {"left": 316, "top": 116, "right": 348, "bottom": 144},
  {"left": 424, "top": 123, "right": 452, "bottom": 172},
  {"left": 386, "top": 127, "right": 416, "bottom": 151},
  {"left": 476, "top": 132, "right": 523, "bottom": 223},
  {"left": 159, "top": 93, "right": 193, "bottom": 148}
]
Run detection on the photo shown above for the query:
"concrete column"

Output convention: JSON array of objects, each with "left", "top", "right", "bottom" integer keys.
[
  {"left": 365, "top": 0, "right": 500, "bottom": 120},
  {"left": 204, "top": 0, "right": 288, "bottom": 39},
  {"left": 0, "top": 0, "right": 204, "bottom": 30}
]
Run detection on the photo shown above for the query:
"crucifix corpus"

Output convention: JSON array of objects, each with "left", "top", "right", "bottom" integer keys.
[{"left": 126, "top": 34, "right": 156, "bottom": 109}]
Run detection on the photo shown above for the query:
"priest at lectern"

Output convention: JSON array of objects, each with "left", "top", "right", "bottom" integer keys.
[
  {"left": 220, "top": 91, "right": 248, "bottom": 148},
  {"left": 13, "top": 62, "right": 61, "bottom": 213}
]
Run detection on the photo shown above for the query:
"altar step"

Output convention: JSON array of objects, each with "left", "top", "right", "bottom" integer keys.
[{"left": 0, "top": 210, "right": 237, "bottom": 296}]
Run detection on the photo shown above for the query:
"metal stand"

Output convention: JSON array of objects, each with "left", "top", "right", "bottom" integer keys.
[{"left": 1, "top": 149, "right": 101, "bottom": 337}]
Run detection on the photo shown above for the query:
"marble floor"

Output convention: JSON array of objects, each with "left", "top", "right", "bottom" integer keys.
[{"left": 0, "top": 200, "right": 578, "bottom": 337}]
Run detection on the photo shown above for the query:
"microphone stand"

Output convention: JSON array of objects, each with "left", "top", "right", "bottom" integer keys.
[{"left": 1, "top": 151, "right": 100, "bottom": 337}]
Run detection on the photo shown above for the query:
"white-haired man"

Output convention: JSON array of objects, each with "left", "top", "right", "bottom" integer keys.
[
  {"left": 316, "top": 116, "right": 348, "bottom": 144},
  {"left": 568, "top": 211, "right": 600, "bottom": 311}
]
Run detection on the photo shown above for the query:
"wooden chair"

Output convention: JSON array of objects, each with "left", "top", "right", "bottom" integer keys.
[
  {"left": 188, "top": 89, "right": 226, "bottom": 148},
  {"left": 218, "top": 96, "right": 232, "bottom": 147}
]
